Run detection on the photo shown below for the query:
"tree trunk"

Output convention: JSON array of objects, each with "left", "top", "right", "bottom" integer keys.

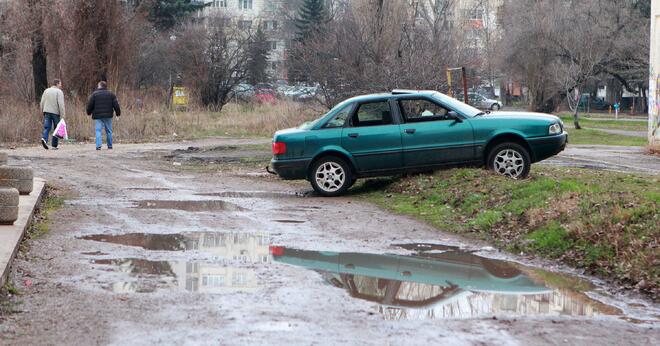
[
  {"left": 31, "top": 33, "right": 48, "bottom": 102},
  {"left": 573, "top": 105, "right": 581, "bottom": 129},
  {"left": 29, "top": 0, "right": 47, "bottom": 103}
]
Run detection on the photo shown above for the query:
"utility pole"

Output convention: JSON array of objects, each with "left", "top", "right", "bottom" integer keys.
[{"left": 649, "top": 2, "right": 660, "bottom": 145}]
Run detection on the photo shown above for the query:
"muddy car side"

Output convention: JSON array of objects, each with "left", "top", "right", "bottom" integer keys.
[{"left": 269, "top": 90, "right": 567, "bottom": 196}]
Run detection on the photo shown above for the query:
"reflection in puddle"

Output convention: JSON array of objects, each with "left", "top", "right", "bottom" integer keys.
[
  {"left": 196, "top": 191, "right": 305, "bottom": 198},
  {"left": 87, "top": 233, "right": 270, "bottom": 293},
  {"left": 273, "top": 220, "right": 306, "bottom": 224},
  {"left": 133, "top": 200, "right": 245, "bottom": 212},
  {"left": 81, "top": 232, "right": 270, "bottom": 253},
  {"left": 126, "top": 187, "right": 173, "bottom": 191},
  {"left": 270, "top": 244, "right": 622, "bottom": 319}
]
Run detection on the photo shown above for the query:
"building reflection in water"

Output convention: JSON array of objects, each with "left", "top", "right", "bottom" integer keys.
[{"left": 91, "top": 232, "right": 270, "bottom": 294}]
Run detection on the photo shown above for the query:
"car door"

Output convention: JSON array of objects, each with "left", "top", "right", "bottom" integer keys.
[
  {"left": 340, "top": 100, "right": 403, "bottom": 173},
  {"left": 398, "top": 97, "right": 475, "bottom": 168}
]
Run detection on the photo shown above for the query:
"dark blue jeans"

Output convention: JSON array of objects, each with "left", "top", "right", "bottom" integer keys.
[{"left": 42, "top": 112, "right": 60, "bottom": 148}]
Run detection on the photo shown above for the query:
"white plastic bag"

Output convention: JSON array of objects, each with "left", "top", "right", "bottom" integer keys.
[{"left": 53, "top": 118, "right": 68, "bottom": 140}]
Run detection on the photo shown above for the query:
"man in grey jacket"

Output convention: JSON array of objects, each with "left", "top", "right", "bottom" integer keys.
[{"left": 40, "top": 79, "right": 65, "bottom": 150}]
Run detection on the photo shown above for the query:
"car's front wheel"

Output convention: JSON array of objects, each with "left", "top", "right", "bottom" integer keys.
[
  {"left": 491, "top": 103, "right": 501, "bottom": 111},
  {"left": 487, "top": 143, "right": 530, "bottom": 179},
  {"left": 309, "top": 156, "right": 352, "bottom": 196}
]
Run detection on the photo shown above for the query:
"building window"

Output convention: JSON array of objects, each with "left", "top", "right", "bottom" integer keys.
[
  {"left": 212, "top": 0, "right": 227, "bottom": 7},
  {"left": 238, "top": 20, "right": 252, "bottom": 30},
  {"left": 264, "top": 0, "right": 275, "bottom": 11},
  {"left": 265, "top": 20, "right": 278, "bottom": 30},
  {"left": 232, "top": 272, "right": 247, "bottom": 286},
  {"left": 202, "top": 275, "right": 225, "bottom": 287},
  {"left": 268, "top": 41, "right": 278, "bottom": 50},
  {"left": 239, "top": 0, "right": 252, "bottom": 10}
]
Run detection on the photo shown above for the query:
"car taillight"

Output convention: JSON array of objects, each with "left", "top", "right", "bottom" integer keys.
[
  {"left": 269, "top": 245, "right": 285, "bottom": 256},
  {"left": 272, "top": 142, "right": 286, "bottom": 155}
]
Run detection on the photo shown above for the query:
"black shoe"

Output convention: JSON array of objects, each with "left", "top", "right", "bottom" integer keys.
[
  {"left": 41, "top": 138, "right": 49, "bottom": 150},
  {"left": 96, "top": 147, "right": 101, "bottom": 151},
  {"left": 51, "top": 147, "right": 59, "bottom": 150},
  {"left": 108, "top": 147, "right": 113, "bottom": 150}
]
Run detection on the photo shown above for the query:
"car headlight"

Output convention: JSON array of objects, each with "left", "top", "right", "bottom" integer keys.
[{"left": 548, "top": 123, "right": 562, "bottom": 135}]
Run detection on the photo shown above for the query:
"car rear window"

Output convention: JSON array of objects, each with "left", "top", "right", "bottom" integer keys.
[{"left": 352, "top": 101, "right": 392, "bottom": 127}]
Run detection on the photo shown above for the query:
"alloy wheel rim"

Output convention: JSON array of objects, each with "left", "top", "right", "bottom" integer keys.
[
  {"left": 493, "top": 149, "right": 524, "bottom": 178},
  {"left": 315, "top": 162, "right": 345, "bottom": 192}
]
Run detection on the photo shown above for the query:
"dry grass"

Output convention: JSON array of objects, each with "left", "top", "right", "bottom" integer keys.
[{"left": 0, "top": 95, "right": 324, "bottom": 145}]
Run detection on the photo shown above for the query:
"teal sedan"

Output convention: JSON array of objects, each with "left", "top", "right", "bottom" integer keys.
[{"left": 269, "top": 90, "right": 567, "bottom": 196}]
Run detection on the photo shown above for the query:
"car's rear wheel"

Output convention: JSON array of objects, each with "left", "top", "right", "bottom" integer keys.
[
  {"left": 490, "top": 103, "right": 501, "bottom": 111},
  {"left": 487, "top": 143, "right": 530, "bottom": 179},
  {"left": 309, "top": 156, "right": 352, "bottom": 197}
]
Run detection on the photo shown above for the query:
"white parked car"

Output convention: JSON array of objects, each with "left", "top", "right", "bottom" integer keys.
[{"left": 468, "top": 92, "right": 503, "bottom": 111}]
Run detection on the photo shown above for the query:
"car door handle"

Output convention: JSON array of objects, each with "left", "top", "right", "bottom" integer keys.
[
  {"left": 404, "top": 129, "right": 416, "bottom": 134},
  {"left": 348, "top": 133, "right": 359, "bottom": 138}
]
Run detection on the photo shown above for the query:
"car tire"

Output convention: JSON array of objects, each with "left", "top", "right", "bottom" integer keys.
[
  {"left": 309, "top": 156, "right": 352, "bottom": 197},
  {"left": 491, "top": 104, "right": 501, "bottom": 111},
  {"left": 487, "top": 143, "right": 530, "bottom": 179}
]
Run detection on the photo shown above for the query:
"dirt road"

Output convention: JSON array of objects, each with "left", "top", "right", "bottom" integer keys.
[{"left": 0, "top": 139, "right": 658, "bottom": 345}]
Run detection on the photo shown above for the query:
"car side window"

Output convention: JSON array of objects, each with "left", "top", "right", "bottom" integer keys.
[
  {"left": 323, "top": 104, "right": 352, "bottom": 128},
  {"left": 352, "top": 101, "right": 393, "bottom": 127},
  {"left": 399, "top": 99, "right": 451, "bottom": 123}
]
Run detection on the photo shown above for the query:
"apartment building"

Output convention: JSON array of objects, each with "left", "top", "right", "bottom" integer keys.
[{"left": 200, "top": 0, "right": 291, "bottom": 80}]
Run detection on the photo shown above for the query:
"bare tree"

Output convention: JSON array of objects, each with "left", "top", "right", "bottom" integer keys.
[
  {"left": 498, "top": 0, "right": 650, "bottom": 127},
  {"left": 175, "top": 18, "right": 251, "bottom": 111}
]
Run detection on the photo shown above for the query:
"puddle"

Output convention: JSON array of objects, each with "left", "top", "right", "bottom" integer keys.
[
  {"left": 126, "top": 187, "right": 173, "bottom": 191},
  {"left": 81, "top": 251, "right": 109, "bottom": 256},
  {"left": 79, "top": 232, "right": 270, "bottom": 252},
  {"left": 196, "top": 191, "right": 305, "bottom": 198},
  {"left": 270, "top": 244, "right": 623, "bottom": 319},
  {"left": 92, "top": 258, "right": 264, "bottom": 294},
  {"left": 87, "top": 233, "right": 271, "bottom": 293},
  {"left": 133, "top": 200, "right": 245, "bottom": 212},
  {"left": 273, "top": 220, "right": 306, "bottom": 224}
]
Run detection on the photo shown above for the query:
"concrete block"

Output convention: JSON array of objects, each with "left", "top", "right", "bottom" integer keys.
[
  {"left": 0, "top": 179, "right": 33, "bottom": 195},
  {"left": 0, "top": 166, "right": 33, "bottom": 180},
  {"left": 0, "top": 206, "right": 18, "bottom": 225},
  {"left": 0, "top": 188, "right": 19, "bottom": 206}
]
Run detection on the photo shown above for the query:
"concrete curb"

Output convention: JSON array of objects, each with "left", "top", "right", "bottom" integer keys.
[{"left": 0, "top": 178, "right": 46, "bottom": 288}]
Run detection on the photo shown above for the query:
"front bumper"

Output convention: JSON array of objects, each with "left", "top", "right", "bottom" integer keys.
[
  {"left": 527, "top": 132, "right": 568, "bottom": 162},
  {"left": 269, "top": 158, "right": 310, "bottom": 180}
]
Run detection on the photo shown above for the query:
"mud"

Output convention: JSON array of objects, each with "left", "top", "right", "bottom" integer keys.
[{"left": 1, "top": 139, "right": 658, "bottom": 345}]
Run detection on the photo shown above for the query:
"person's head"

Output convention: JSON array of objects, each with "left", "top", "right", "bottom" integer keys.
[
  {"left": 98, "top": 81, "right": 107, "bottom": 90},
  {"left": 52, "top": 79, "right": 62, "bottom": 89}
]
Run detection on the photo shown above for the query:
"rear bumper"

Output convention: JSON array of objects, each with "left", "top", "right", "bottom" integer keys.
[
  {"left": 528, "top": 132, "right": 568, "bottom": 162},
  {"left": 269, "top": 158, "right": 310, "bottom": 180}
]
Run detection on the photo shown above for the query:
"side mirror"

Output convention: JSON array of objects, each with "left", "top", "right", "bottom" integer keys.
[{"left": 448, "top": 111, "right": 463, "bottom": 122}]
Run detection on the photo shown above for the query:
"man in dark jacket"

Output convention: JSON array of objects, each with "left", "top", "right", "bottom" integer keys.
[{"left": 86, "top": 81, "right": 121, "bottom": 150}]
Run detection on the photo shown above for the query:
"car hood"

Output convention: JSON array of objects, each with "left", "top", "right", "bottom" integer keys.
[{"left": 483, "top": 111, "right": 559, "bottom": 123}]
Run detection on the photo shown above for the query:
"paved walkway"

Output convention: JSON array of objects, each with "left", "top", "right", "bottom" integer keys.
[
  {"left": 0, "top": 179, "right": 45, "bottom": 287},
  {"left": 544, "top": 145, "right": 660, "bottom": 175}
]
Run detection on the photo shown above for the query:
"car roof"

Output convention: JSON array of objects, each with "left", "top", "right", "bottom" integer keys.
[{"left": 344, "top": 90, "right": 439, "bottom": 104}]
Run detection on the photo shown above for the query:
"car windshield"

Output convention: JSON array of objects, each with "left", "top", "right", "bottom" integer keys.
[
  {"left": 298, "top": 99, "right": 351, "bottom": 130},
  {"left": 431, "top": 92, "right": 482, "bottom": 118}
]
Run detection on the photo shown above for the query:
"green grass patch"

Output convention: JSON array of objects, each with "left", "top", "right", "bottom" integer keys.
[
  {"left": 565, "top": 128, "right": 647, "bottom": 146},
  {"left": 558, "top": 114, "right": 647, "bottom": 131},
  {"left": 26, "top": 187, "right": 67, "bottom": 240},
  {"left": 360, "top": 166, "right": 660, "bottom": 300},
  {"left": 527, "top": 222, "right": 572, "bottom": 257}
]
